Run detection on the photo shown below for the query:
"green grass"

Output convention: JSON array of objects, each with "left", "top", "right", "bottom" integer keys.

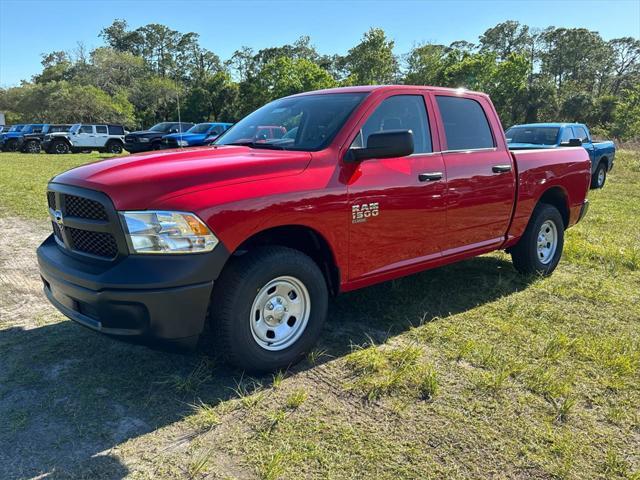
[
  {"left": 0, "top": 151, "right": 120, "bottom": 219},
  {"left": 0, "top": 150, "right": 638, "bottom": 479}
]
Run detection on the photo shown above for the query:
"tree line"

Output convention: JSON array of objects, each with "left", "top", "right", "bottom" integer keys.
[{"left": 1, "top": 19, "right": 639, "bottom": 140}]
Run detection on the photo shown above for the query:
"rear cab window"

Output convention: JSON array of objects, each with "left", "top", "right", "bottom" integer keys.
[
  {"left": 574, "top": 126, "right": 589, "bottom": 142},
  {"left": 435, "top": 95, "right": 494, "bottom": 151}
]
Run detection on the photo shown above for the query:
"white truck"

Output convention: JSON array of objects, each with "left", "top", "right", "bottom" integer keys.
[{"left": 43, "top": 124, "right": 126, "bottom": 154}]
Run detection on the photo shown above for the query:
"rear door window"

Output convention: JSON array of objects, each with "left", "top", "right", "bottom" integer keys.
[
  {"left": 574, "top": 126, "right": 589, "bottom": 142},
  {"left": 436, "top": 96, "right": 494, "bottom": 150},
  {"left": 95, "top": 125, "right": 108, "bottom": 134},
  {"left": 560, "top": 127, "right": 574, "bottom": 143}
]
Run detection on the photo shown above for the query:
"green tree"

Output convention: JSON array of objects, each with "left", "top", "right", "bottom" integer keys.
[{"left": 342, "top": 28, "right": 398, "bottom": 85}]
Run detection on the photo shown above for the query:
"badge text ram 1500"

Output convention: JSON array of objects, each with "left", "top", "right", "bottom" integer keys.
[{"left": 38, "top": 86, "right": 591, "bottom": 372}]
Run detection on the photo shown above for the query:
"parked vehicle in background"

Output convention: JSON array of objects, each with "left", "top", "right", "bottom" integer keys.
[
  {"left": 43, "top": 124, "right": 126, "bottom": 154},
  {"left": 38, "top": 85, "right": 591, "bottom": 372},
  {"left": 0, "top": 125, "right": 13, "bottom": 134},
  {"left": 161, "top": 122, "right": 233, "bottom": 149},
  {"left": 19, "top": 124, "right": 72, "bottom": 153},
  {"left": 506, "top": 123, "right": 615, "bottom": 189},
  {"left": 124, "top": 122, "right": 194, "bottom": 153},
  {"left": 1, "top": 124, "right": 46, "bottom": 152}
]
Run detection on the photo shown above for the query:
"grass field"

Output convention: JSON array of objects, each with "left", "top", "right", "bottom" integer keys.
[{"left": 0, "top": 150, "right": 638, "bottom": 479}]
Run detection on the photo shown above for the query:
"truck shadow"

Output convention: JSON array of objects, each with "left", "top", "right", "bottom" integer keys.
[{"left": 0, "top": 254, "right": 535, "bottom": 479}]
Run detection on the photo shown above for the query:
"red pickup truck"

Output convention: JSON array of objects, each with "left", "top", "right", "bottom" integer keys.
[{"left": 38, "top": 86, "right": 591, "bottom": 371}]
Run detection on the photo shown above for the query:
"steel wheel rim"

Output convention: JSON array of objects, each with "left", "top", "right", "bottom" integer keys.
[
  {"left": 250, "top": 275, "right": 311, "bottom": 351},
  {"left": 55, "top": 143, "right": 66, "bottom": 153},
  {"left": 598, "top": 168, "right": 605, "bottom": 186},
  {"left": 536, "top": 220, "right": 558, "bottom": 265},
  {"left": 27, "top": 142, "right": 38, "bottom": 153}
]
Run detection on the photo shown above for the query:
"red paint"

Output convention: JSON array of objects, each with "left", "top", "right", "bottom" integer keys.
[{"left": 54, "top": 85, "right": 591, "bottom": 293}]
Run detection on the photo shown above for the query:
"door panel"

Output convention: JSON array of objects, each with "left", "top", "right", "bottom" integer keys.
[
  {"left": 95, "top": 125, "right": 109, "bottom": 147},
  {"left": 433, "top": 94, "right": 516, "bottom": 252},
  {"left": 345, "top": 93, "right": 446, "bottom": 280},
  {"left": 442, "top": 149, "right": 514, "bottom": 250}
]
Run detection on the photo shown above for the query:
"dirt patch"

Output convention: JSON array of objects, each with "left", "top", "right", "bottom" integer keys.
[{"left": 0, "top": 214, "right": 52, "bottom": 328}]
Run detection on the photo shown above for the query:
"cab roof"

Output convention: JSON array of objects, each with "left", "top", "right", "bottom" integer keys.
[
  {"left": 291, "top": 85, "right": 489, "bottom": 98},
  {"left": 509, "top": 122, "right": 586, "bottom": 128}
]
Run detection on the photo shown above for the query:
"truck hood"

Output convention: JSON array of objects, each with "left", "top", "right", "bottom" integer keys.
[
  {"left": 163, "top": 132, "right": 207, "bottom": 142},
  {"left": 52, "top": 145, "right": 313, "bottom": 210},
  {"left": 507, "top": 143, "right": 557, "bottom": 150}
]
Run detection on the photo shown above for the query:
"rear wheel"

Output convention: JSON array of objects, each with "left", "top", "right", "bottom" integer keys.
[
  {"left": 23, "top": 140, "right": 41, "bottom": 154},
  {"left": 51, "top": 139, "right": 70, "bottom": 154},
  {"left": 210, "top": 247, "right": 328, "bottom": 372},
  {"left": 510, "top": 203, "right": 564, "bottom": 276},
  {"left": 105, "top": 140, "right": 123, "bottom": 154},
  {"left": 591, "top": 162, "right": 607, "bottom": 189}
]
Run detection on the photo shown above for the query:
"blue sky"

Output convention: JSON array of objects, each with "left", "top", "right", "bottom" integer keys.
[{"left": 1, "top": 0, "right": 639, "bottom": 87}]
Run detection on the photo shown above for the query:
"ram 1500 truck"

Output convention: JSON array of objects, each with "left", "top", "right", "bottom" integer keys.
[
  {"left": 124, "top": 122, "right": 194, "bottom": 153},
  {"left": 161, "top": 122, "right": 233, "bottom": 149},
  {"left": 506, "top": 122, "right": 615, "bottom": 189},
  {"left": 37, "top": 86, "right": 591, "bottom": 372}
]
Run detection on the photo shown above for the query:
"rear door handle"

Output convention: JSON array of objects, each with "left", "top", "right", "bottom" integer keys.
[
  {"left": 492, "top": 164, "right": 512, "bottom": 173},
  {"left": 418, "top": 172, "right": 443, "bottom": 182}
]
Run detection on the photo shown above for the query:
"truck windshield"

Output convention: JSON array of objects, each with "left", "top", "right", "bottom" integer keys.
[
  {"left": 505, "top": 126, "right": 560, "bottom": 145},
  {"left": 69, "top": 124, "right": 81, "bottom": 134},
  {"left": 149, "top": 123, "right": 176, "bottom": 133},
  {"left": 216, "top": 93, "right": 367, "bottom": 151},
  {"left": 188, "top": 123, "right": 213, "bottom": 134}
]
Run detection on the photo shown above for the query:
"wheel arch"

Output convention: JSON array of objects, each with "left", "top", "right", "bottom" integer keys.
[
  {"left": 230, "top": 224, "right": 340, "bottom": 296},
  {"left": 537, "top": 186, "right": 570, "bottom": 228}
]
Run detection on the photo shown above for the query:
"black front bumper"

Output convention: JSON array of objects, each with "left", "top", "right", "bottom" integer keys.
[
  {"left": 38, "top": 234, "right": 230, "bottom": 345},
  {"left": 124, "top": 142, "right": 154, "bottom": 153}
]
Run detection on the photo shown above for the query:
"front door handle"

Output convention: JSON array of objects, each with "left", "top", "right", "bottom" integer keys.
[
  {"left": 492, "top": 164, "right": 512, "bottom": 173},
  {"left": 418, "top": 172, "right": 443, "bottom": 182}
]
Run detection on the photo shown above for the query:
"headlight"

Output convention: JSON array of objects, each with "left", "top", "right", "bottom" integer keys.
[
  {"left": 120, "top": 211, "right": 219, "bottom": 254},
  {"left": 139, "top": 137, "right": 150, "bottom": 143},
  {"left": 177, "top": 140, "right": 189, "bottom": 147}
]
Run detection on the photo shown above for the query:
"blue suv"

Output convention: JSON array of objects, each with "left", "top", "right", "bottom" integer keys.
[
  {"left": 161, "top": 122, "right": 233, "bottom": 149},
  {"left": 1, "top": 124, "right": 46, "bottom": 152}
]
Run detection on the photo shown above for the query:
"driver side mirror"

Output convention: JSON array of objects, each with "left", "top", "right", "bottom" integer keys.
[
  {"left": 560, "top": 138, "right": 582, "bottom": 147},
  {"left": 345, "top": 130, "right": 414, "bottom": 163}
]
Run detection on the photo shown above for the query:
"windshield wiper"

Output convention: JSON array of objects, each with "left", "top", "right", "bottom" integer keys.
[{"left": 225, "top": 141, "right": 286, "bottom": 150}]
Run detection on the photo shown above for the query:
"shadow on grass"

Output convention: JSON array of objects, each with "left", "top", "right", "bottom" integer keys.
[{"left": 0, "top": 254, "right": 534, "bottom": 479}]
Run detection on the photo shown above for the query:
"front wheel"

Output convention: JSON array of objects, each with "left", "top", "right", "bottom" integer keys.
[
  {"left": 510, "top": 203, "right": 564, "bottom": 276},
  {"left": 50, "top": 139, "right": 70, "bottom": 154},
  {"left": 591, "top": 162, "right": 607, "bottom": 189},
  {"left": 210, "top": 247, "right": 328, "bottom": 372}
]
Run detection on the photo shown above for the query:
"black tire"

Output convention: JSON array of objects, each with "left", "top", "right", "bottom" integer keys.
[
  {"left": 105, "top": 140, "right": 123, "bottom": 154},
  {"left": 591, "top": 162, "right": 607, "bottom": 189},
  {"left": 51, "top": 139, "right": 70, "bottom": 154},
  {"left": 151, "top": 142, "right": 161, "bottom": 151},
  {"left": 510, "top": 203, "right": 564, "bottom": 276},
  {"left": 210, "top": 246, "right": 328, "bottom": 372},
  {"left": 23, "top": 140, "right": 41, "bottom": 154},
  {"left": 4, "top": 139, "right": 18, "bottom": 152}
]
